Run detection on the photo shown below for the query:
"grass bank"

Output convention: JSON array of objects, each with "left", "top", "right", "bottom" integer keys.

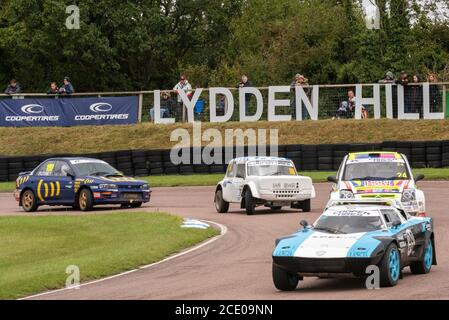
[
  {"left": 0, "top": 212, "right": 218, "bottom": 299},
  {"left": 2, "top": 168, "right": 448, "bottom": 193},
  {"left": 1, "top": 119, "right": 449, "bottom": 156}
]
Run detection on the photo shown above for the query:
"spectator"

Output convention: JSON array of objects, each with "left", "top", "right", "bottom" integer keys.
[
  {"left": 216, "top": 94, "right": 226, "bottom": 116},
  {"left": 379, "top": 71, "right": 397, "bottom": 117},
  {"left": 333, "top": 90, "right": 358, "bottom": 119},
  {"left": 396, "top": 71, "right": 409, "bottom": 86},
  {"left": 237, "top": 74, "right": 253, "bottom": 106},
  {"left": 378, "top": 71, "right": 396, "bottom": 83},
  {"left": 173, "top": 74, "right": 192, "bottom": 121},
  {"left": 410, "top": 73, "right": 423, "bottom": 116},
  {"left": 396, "top": 71, "right": 411, "bottom": 112},
  {"left": 149, "top": 91, "right": 174, "bottom": 122},
  {"left": 4, "top": 79, "right": 21, "bottom": 94},
  {"left": 59, "top": 76, "right": 75, "bottom": 95},
  {"left": 47, "top": 82, "right": 59, "bottom": 94},
  {"left": 290, "top": 74, "right": 310, "bottom": 119},
  {"left": 428, "top": 73, "right": 441, "bottom": 114}
]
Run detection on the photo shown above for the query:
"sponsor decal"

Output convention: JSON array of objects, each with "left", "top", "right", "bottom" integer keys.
[
  {"left": 74, "top": 103, "right": 129, "bottom": 121},
  {"left": 5, "top": 103, "right": 59, "bottom": 122},
  {"left": 89, "top": 103, "right": 113, "bottom": 113},
  {"left": 21, "top": 104, "right": 44, "bottom": 114}
]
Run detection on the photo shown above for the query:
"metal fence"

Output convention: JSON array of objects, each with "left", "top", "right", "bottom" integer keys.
[{"left": 1, "top": 82, "right": 447, "bottom": 123}]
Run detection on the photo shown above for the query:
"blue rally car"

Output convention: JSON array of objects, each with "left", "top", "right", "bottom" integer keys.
[
  {"left": 14, "top": 157, "right": 151, "bottom": 212},
  {"left": 272, "top": 200, "right": 436, "bottom": 290}
]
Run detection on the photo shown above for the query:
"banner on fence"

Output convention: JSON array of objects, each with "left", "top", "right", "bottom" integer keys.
[{"left": 0, "top": 96, "right": 138, "bottom": 127}]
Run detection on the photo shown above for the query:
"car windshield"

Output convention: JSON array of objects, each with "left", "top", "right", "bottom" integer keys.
[
  {"left": 71, "top": 160, "right": 120, "bottom": 176},
  {"left": 314, "top": 211, "right": 384, "bottom": 234},
  {"left": 247, "top": 160, "right": 296, "bottom": 176},
  {"left": 343, "top": 161, "right": 410, "bottom": 181}
]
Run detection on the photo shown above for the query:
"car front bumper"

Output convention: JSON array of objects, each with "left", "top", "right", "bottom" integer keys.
[
  {"left": 92, "top": 190, "right": 151, "bottom": 204},
  {"left": 272, "top": 255, "right": 383, "bottom": 275}
]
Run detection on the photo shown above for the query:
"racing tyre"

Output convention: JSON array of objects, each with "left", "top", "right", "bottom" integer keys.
[
  {"left": 214, "top": 189, "right": 229, "bottom": 213},
  {"left": 245, "top": 189, "right": 255, "bottom": 215},
  {"left": 130, "top": 202, "right": 143, "bottom": 208},
  {"left": 410, "top": 240, "right": 433, "bottom": 274},
  {"left": 272, "top": 263, "right": 299, "bottom": 291},
  {"left": 78, "top": 189, "right": 94, "bottom": 211},
  {"left": 301, "top": 199, "right": 311, "bottom": 212},
  {"left": 21, "top": 190, "right": 38, "bottom": 212},
  {"left": 378, "top": 243, "right": 401, "bottom": 287}
]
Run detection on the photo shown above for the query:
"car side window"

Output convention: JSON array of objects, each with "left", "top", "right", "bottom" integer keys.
[
  {"left": 236, "top": 164, "right": 245, "bottom": 179},
  {"left": 226, "top": 162, "right": 235, "bottom": 178},
  {"left": 53, "top": 161, "right": 73, "bottom": 177},
  {"left": 381, "top": 209, "right": 402, "bottom": 226},
  {"left": 35, "top": 161, "right": 56, "bottom": 176}
]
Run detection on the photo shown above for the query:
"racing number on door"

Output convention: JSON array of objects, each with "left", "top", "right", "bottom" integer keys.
[{"left": 403, "top": 229, "right": 416, "bottom": 256}]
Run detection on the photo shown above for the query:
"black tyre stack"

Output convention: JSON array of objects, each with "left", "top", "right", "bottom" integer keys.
[
  {"left": 285, "top": 144, "right": 301, "bottom": 171},
  {"left": 317, "top": 144, "right": 333, "bottom": 171},
  {"left": 426, "top": 141, "right": 442, "bottom": 168},
  {"left": 0, "top": 157, "right": 8, "bottom": 182},
  {"left": 132, "top": 150, "right": 148, "bottom": 177},
  {"left": 115, "top": 150, "right": 134, "bottom": 176},
  {"left": 443, "top": 141, "right": 449, "bottom": 168},
  {"left": 162, "top": 149, "right": 179, "bottom": 175},
  {"left": 146, "top": 149, "right": 163, "bottom": 175},
  {"left": 410, "top": 141, "right": 427, "bottom": 169},
  {"left": 301, "top": 145, "right": 318, "bottom": 171},
  {"left": 333, "top": 144, "right": 349, "bottom": 171},
  {"left": 8, "top": 157, "right": 24, "bottom": 182}
]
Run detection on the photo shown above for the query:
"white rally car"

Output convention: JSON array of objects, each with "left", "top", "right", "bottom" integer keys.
[
  {"left": 214, "top": 157, "right": 315, "bottom": 215},
  {"left": 327, "top": 152, "right": 426, "bottom": 216}
]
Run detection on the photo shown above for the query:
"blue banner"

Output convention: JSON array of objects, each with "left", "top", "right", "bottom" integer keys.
[{"left": 0, "top": 96, "right": 138, "bottom": 127}]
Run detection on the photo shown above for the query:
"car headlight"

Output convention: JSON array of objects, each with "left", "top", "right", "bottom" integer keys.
[
  {"left": 340, "top": 189, "right": 354, "bottom": 199},
  {"left": 98, "top": 184, "right": 118, "bottom": 190},
  {"left": 401, "top": 189, "right": 416, "bottom": 202},
  {"left": 140, "top": 184, "right": 150, "bottom": 190}
]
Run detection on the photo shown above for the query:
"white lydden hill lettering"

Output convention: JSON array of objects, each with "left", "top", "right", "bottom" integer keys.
[
  {"left": 153, "top": 84, "right": 443, "bottom": 123},
  {"left": 169, "top": 122, "right": 278, "bottom": 165}
]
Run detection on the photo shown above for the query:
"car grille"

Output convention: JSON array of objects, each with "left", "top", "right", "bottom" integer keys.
[{"left": 119, "top": 185, "right": 141, "bottom": 190}]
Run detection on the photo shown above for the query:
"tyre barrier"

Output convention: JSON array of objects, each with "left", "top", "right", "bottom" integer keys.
[{"left": 1, "top": 140, "right": 449, "bottom": 182}]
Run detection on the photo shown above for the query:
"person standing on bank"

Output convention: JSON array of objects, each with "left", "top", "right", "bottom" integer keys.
[
  {"left": 59, "top": 77, "right": 75, "bottom": 95},
  {"left": 173, "top": 74, "right": 192, "bottom": 122},
  {"left": 237, "top": 75, "right": 253, "bottom": 107},
  {"left": 4, "top": 79, "right": 21, "bottom": 94}
]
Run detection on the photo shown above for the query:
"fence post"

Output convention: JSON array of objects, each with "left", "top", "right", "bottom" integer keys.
[
  {"left": 443, "top": 84, "right": 447, "bottom": 119},
  {"left": 138, "top": 93, "right": 143, "bottom": 123}
]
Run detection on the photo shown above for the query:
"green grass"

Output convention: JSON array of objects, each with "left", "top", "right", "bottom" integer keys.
[
  {"left": 2, "top": 119, "right": 449, "bottom": 156},
  {"left": 0, "top": 212, "right": 218, "bottom": 300},
  {"left": 2, "top": 168, "right": 449, "bottom": 193}
]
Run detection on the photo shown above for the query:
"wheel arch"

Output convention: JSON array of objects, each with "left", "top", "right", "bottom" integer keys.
[{"left": 75, "top": 185, "right": 92, "bottom": 203}]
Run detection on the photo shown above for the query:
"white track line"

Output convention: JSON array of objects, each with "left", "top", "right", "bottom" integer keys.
[{"left": 20, "top": 219, "right": 227, "bottom": 300}]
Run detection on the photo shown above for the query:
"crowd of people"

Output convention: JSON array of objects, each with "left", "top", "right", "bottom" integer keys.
[
  {"left": 3, "top": 77, "right": 75, "bottom": 95},
  {"left": 3, "top": 71, "right": 443, "bottom": 121}
]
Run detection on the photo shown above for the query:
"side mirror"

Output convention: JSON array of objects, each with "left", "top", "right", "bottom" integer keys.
[
  {"left": 300, "top": 220, "right": 309, "bottom": 229},
  {"left": 414, "top": 173, "right": 425, "bottom": 182},
  {"left": 327, "top": 176, "right": 337, "bottom": 183}
]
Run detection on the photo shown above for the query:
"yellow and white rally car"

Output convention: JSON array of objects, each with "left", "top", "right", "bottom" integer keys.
[{"left": 327, "top": 152, "right": 426, "bottom": 216}]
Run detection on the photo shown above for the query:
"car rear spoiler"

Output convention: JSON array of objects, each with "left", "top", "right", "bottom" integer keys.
[{"left": 326, "top": 198, "right": 404, "bottom": 209}]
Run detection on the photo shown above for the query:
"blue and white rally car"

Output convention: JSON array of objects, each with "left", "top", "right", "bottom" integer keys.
[
  {"left": 14, "top": 157, "right": 151, "bottom": 212},
  {"left": 272, "top": 200, "right": 436, "bottom": 290}
]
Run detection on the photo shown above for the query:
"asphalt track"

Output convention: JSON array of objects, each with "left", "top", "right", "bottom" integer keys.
[{"left": 3, "top": 181, "right": 448, "bottom": 300}]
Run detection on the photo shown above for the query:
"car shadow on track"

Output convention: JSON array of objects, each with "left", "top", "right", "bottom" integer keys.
[
  {"left": 29, "top": 204, "right": 151, "bottom": 214},
  {"left": 225, "top": 209, "right": 305, "bottom": 216}
]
